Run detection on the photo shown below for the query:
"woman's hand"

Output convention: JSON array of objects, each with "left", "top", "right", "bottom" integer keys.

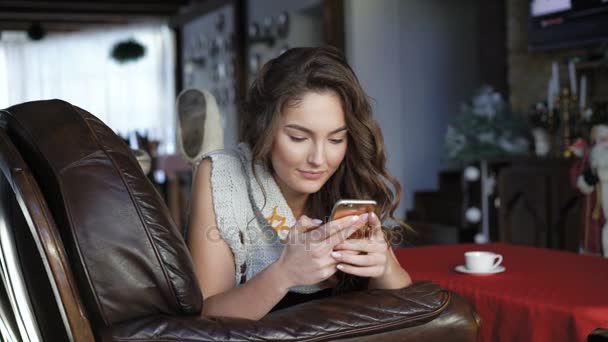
[
  {"left": 332, "top": 212, "right": 412, "bottom": 289},
  {"left": 275, "top": 214, "right": 369, "bottom": 289},
  {"left": 331, "top": 212, "right": 389, "bottom": 278}
]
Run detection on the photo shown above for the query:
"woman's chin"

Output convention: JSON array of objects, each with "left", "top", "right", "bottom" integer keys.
[{"left": 294, "top": 181, "right": 324, "bottom": 194}]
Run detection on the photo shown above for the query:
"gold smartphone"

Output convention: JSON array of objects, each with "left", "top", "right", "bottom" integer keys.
[{"left": 329, "top": 199, "right": 377, "bottom": 239}]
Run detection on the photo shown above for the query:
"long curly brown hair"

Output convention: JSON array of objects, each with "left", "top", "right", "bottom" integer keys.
[{"left": 240, "top": 46, "right": 409, "bottom": 292}]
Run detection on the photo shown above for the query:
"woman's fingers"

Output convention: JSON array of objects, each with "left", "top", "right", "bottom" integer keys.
[
  {"left": 292, "top": 215, "right": 323, "bottom": 234},
  {"left": 368, "top": 212, "right": 385, "bottom": 241},
  {"left": 334, "top": 238, "right": 388, "bottom": 253},
  {"left": 331, "top": 250, "right": 385, "bottom": 267},
  {"left": 339, "top": 249, "right": 360, "bottom": 255},
  {"left": 336, "top": 263, "right": 384, "bottom": 278}
]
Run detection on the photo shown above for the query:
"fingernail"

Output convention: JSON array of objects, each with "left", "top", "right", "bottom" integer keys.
[
  {"left": 312, "top": 219, "right": 323, "bottom": 225},
  {"left": 331, "top": 251, "right": 342, "bottom": 258},
  {"left": 337, "top": 264, "right": 344, "bottom": 270},
  {"left": 360, "top": 213, "right": 369, "bottom": 221},
  {"left": 351, "top": 215, "right": 359, "bottom": 222},
  {"left": 371, "top": 212, "right": 377, "bottom": 219}
]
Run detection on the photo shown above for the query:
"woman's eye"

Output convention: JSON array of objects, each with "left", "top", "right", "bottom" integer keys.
[
  {"left": 289, "top": 136, "right": 307, "bottom": 142},
  {"left": 329, "top": 138, "right": 344, "bottom": 144}
]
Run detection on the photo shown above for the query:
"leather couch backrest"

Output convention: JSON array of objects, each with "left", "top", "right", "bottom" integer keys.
[{"left": 0, "top": 100, "right": 202, "bottom": 328}]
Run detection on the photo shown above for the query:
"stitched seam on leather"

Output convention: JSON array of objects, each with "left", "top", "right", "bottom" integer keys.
[
  {"left": 58, "top": 150, "right": 107, "bottom": 174},
  {"left": 77, "top": 107, "right": 183, "bottom": 312},
  {"left": 301, "top": 290, "right": 452, "bottom": 342},
  {"left": 2, "top": 105, "right": 111, "bottom": 326},
  {"left": 105, "top": 291, "right": 452, "bottom": 342}
]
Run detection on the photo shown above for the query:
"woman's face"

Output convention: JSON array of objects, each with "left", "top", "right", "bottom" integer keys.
[{"left": 271, "top": 90, "right": 348, "bottom": 197}]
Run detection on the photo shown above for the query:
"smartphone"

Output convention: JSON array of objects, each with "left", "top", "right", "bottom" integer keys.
[{"left": 329, "top": 199, "right": 377, "bottom": 239}]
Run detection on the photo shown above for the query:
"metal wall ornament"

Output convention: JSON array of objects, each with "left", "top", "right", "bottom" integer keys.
[
  {"left": 227, "top": 86, "right": 235, "bottom": 104},
  {"left": 182, "top": 4, "right": 237, "bottom": 137},
  {"left": 217, "top": 37, "right": 226, "bottom": 51},
  {"left": 198, "top": 34, "right": 209, "bottom": 52},
  {"left": 276, "top": 12, "right": 289, "bottom": 38},
  {"left": 184, "top": 34, "right": 208, "bottom": 69},
  {"left": 186, "top": 56, "right": 206, "bottom": 71},
  {"left": 221, "top": 87, "right": 230, "bottom": 106},
  {"left": 216, "top": 63, "right": 227, "bottom": 80},
  {"left": 248, "top": 22, "right": 260, "bottom": 39},
  {"left": 216, "top": 13, "right": 225, "bottom": 33},
  {"left": 225, "top": 33, "right": 235, "bottom": 52},
  {"left": 209, "top": 38, "right": 220, "bottom": 57},
  {"left": 211, "top": 63, "right": 219, "bottom": 82},
  {"left": 248, "top": 21, "right": 275, "bottom": 47},
  {"left": 184, "top": 61, "right": 195, "bottom": 76},
  {"left": 227, "top": 59, "right": 235, "bottom": 77},
  {"left": 249, "top": 53, "right": 261, "bottom": 75},
  {"left": 263, "top": 16, "right": 273, "bottom": 36}
]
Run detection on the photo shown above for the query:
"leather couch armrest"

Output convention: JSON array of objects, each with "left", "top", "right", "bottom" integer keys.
[
  {"left": 101, "top": 281, "right": 479, "bottom": 342},
  {"left": 588, "top": 328, "right": 608, "bottom": 342}
]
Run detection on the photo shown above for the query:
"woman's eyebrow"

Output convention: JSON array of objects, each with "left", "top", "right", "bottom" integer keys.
[{"left": 285, "top": 124, "right": 347, "bottom": 134}]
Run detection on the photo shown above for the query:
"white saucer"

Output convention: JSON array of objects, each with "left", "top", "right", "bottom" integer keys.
[{"left": 454, "top": 265, "right": 505, "bottom": 275}]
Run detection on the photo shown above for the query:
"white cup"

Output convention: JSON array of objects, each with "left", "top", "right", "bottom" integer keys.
[{"left": 464, "top": 251, "right": 503, "bottom": 272}]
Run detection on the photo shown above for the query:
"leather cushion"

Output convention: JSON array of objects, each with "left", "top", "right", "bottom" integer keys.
[
  {"left": 0, "top": 100, "right": 202, "bottom": 327},
  {"left": 100, "top": 282, "right": 478, "bottom": 342}
]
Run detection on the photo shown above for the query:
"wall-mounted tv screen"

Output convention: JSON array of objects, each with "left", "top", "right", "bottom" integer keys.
[{"left": 529, "top": 0, "right": 608, "bottom": 50}]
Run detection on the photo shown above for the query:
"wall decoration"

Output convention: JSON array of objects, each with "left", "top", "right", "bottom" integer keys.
[
  {"left": 246, "top": 2, "right": 324, "bottom": 81},
  {"left": 216, "top": 13, "right": 225, "bottom": 32},
  {"left": 111, "top": 39, "right": 146, "bottom": 64},
  {"left": 249, "top": 53, "right": 261, "bottom": 74},
  {"left": 27, "top": 22, "right": 46, "bottom": 41},
  {"left": 263, "top": 16, "right": 273, "bottom": 36},
  {"left": 248, "top": 22, "right": 260, "bottom": 39},
  {"left": 181, "top": 4, "right": 239, "bottom": 146},
  {"left": 248, "top": 20, "right": 275, "bottom": 47},
  {"left": 276, "top": 12, "right": 290, "bottom": 39}
]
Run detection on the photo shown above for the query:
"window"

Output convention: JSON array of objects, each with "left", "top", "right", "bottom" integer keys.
[{"left": 0, "top": 23, "right": 176, "bottom": 153}]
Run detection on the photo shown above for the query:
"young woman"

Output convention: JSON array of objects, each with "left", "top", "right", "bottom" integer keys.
[{"left": 187, "top": 47, "right": 412, "bottom": 320}]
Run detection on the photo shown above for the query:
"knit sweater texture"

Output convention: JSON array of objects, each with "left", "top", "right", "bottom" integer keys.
[{"left": 197, "top": 143, "right": 323, "bottom": 294}]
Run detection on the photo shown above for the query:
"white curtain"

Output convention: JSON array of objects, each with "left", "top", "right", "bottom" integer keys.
[{"left": 0, "top": 23, "right": 176, "bottom": 153}]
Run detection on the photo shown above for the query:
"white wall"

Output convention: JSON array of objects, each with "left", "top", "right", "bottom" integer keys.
[{"left": 345, "top": 0, "right": 480, "bottom": 216}]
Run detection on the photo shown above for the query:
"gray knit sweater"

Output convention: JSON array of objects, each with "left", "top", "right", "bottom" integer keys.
[{"left": 197, "top": 143, "right": 323, "bottom": 294}]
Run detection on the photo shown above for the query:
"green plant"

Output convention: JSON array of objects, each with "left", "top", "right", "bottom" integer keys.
[{"left": 444, "top": 86, "right": 530, "bottom": 162}]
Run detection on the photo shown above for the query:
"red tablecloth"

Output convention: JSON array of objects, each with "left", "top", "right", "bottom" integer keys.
[{"left": 395, "top": 243, "right": 608, "bottom": 342}]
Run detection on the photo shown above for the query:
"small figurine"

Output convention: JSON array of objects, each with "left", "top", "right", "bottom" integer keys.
[{"left": 571, "top": 125, "right": 608, "bottom": 257}]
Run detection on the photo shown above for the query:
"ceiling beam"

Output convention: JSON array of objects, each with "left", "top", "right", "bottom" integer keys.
[
  {"left": 0, "top": 21, "right": 116, "bottom": 31},
  {"left": 0, "top": 1, "right": 184, "bottom": 14},
  {"left": 0, "top": 11, "right": 161, "bottom": 24},
  {"left": 0, "top": 0, "right": 198, "bottom": 31}
]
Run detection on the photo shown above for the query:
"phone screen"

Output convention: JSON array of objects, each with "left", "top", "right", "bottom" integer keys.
[{"left": 329, "top": 199, "right": 376, "bottom": 239}]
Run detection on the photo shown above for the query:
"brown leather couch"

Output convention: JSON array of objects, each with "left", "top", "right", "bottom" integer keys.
[{"left": 0, "top": 100, "right": 480, "bottom": 341}]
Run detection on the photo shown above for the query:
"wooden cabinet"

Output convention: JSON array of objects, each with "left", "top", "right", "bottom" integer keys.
[{"left": 497, "top": 159, "right": 583, "bottom": 251}]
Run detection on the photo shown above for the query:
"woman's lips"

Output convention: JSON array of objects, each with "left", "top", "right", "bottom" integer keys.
[{"left": 298, "top": 170, "right": 325, "bottom": 180}]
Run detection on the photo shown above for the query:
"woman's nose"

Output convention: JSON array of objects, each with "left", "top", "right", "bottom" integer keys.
[{"left": 307, "top": 143, "right": 325, "bottom": 166}]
